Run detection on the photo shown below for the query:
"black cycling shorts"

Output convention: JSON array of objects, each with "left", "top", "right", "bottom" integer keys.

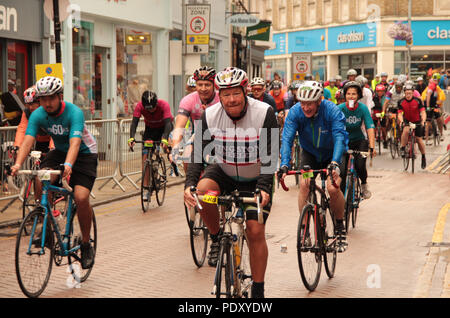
[
  {"left": 403, "top": 120, "right": 424, "bottom": 138},
  {"left": 200, "top": 164, "right": 272, "bottom": 224},
  {"left": 41, "top": 150, "right": 98, "bottom": 191},
  {"left": 426, "top": 108, "right": 442, "bottom": 121},
  {"left": 300, "top": 149, "right": 331, "bottom": 170}
]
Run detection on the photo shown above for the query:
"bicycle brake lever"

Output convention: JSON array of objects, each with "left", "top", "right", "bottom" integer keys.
[{"left": 190, "top": 186, "right": 202, "bottom": 210}]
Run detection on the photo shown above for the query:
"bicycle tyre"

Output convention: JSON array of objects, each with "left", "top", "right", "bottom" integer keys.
[
  {"left": 322, "top": 203, "right": 337, "bottom": 279},
  {"left": 344, "top": 176, "right": 353, "bottom": 234},
  {"left": 389, "top": 136, "right": 396, "bottom": 159},
  {"left": 377, "top": 126, "right": 382, "bottom": 155},
  {"left": 141, "top": 161, "right": 152, "bottom": 212},
  {"left": 432, "top": 120, "right": 440, "bottom": 146},
  {"left": 214, "top": 240, "right": 232, "bottom": 298},
  {"left": 22, "top": 178, "right": 36, "bottom": 233},
  {"left": 411, "top": 135, "right": 415, "bottom": 174},
  {"left": 189, "top": 206, "right": 208, "bottom": 268},
  {"left": 297, "top": 204, "right": 321, "bottom": 292},
  {"left": 15, "top": 209, "right": 54, "bottom": 298},
  {"left": 68, "top": 207, "right": 97, "bottom": 283},
  {"left": 235, "top": 234, "right": 252, "bottom": 298},
  {"left": 352, "top": 177, "right": 361, "bottom": 228},
  {"left": 403, "top": 142, "right": 410, "bottom": 171},
  {"left": 154, "top": 157, "right": 167, "bottom": 206}
]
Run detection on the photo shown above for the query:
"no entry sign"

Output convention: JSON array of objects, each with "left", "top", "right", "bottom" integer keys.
[
  {"left": 186, "top": 4, "right": 210, "bottom": 54},
  {"left": 292, "top": 52, "right": 312, "bottom": 81}
]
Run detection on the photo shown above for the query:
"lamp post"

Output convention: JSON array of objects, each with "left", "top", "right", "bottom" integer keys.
[
  {"left": 53, "top": 0, "right": 62, "bottom": 63},
  {"left": 407, "top": 0, "right": 412, "bottom": 78}
]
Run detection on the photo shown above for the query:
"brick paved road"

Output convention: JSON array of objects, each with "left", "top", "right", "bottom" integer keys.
[{"left": 0, "top": 169, "right": 449, "bottom": 298}]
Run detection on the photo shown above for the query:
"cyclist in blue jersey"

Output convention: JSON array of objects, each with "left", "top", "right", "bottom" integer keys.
[
  {"left": 278, "top": 81, "right": 349, "bottom": 251},
  {"left": 11, "top": 76, "right": 97, "bottom": 269}
]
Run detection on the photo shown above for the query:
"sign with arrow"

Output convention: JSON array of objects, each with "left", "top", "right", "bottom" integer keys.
[{"left": 186, "top": 4, "right": 210, "bottom": 54}]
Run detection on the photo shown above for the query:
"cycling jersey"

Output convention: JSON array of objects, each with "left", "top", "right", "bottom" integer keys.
[
  {"left": 338, "top": 102, "right": 375, "bottom": 143},
  {"left": 359, "top": 87, "right": 374, "bottom": 112},
  {"left": 26, "top": 101, "right": 97, "bottom": 154},
  {"left": 385, "top": 88, "right": 404, "bottom": 110},
  {"left": 14, "top": 110, "right": 54, "bottom": 149},
  {"left": 325, "top": 86, "right": 338, "bottom": 104},
  {"left": 269, "top": 89, "right": 288, "bottom": 112},
  {"left": 284, "top": 96, "right": 300, "bottom": 110},
  {"left": 372, "top": 95, "right": 386, "bottom": 112},
  {"left": 281, "top": 99, "right": 348, "bottom": 167},
  {"left": 185, "top": 97, "right": 278, "bottom": 195},
  {"left": 248, "top": 92, "right": 277, "bottom": 113},
  {"left": 133, "top": 99, "right": 173, "bottom": 128},
  {"left": 177, "top": 91, "right": 220, "bottom": 125},
  {"left": 398, "top": 97, "right": 425, "bottom": 123},
  {"left": 421, "top": 85, "right": 446, "bottom": 107}
]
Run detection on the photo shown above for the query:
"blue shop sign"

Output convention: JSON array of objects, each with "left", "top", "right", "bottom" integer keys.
[
  {"left": 328, "top": 23, "right": 377, "bottom": 51},
  {"left": 288, "top": 28, "right": 326, "bottom": 53},
  {"left": 395, "top": 20, "right": 450, "bottom": 46},
  {"left": 265, "top": 33, "right": 287, "bottom": 56}
]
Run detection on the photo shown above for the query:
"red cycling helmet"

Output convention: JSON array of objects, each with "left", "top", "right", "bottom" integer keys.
[
  {"left": 375, "top": 84, "right": 386, "bottom": 92},
  {"left": 193, "top": 66, "right": 216, "bottom": 83}
]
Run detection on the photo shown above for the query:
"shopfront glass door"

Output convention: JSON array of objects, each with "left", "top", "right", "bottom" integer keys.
[
  {"left": 7, "top": 41, "right": 29, "bottom": 97},
  {"left": 362, "top": 68, "right": 374, "bottom": 83},
  {"left": 93, "top": 47, "right": 110, "bottom": 119}
]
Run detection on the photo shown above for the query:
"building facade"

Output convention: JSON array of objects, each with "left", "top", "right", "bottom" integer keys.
[{"left": 260, "top": 0, "right": 450, "bottom": 84}]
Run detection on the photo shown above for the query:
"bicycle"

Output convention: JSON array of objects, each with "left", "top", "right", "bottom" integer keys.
[
  {"left": 342, "top": 150, "right": 370, "bottom": 233},
  {"left": 292, "top": 135, "right": 302, "bottom": 187},
  {"left": 280, "top": 166, "right": 338, "bottom": 292},
  {"left": 426, "top": 107, "right": 441, "bottom": 146},
  {"left": 11, "top": 166, "right": 97, "bottom": 298},
  {"left": 132, "top": 140, "right": 167, "bottom": 212},
  {"left": 185, "top": 200, "right": 209, "bottom": 268},
  {"left": 190, "top": 186, "right": 263, "bottom": 298},
  {"left": 386, "top": 113, "right": 401, "bottom": 159},
  {"left": 402, "top": 122, "right": 419, "bottom": 174},
  {"left": 374, "top": 113, "right": 383, "bottom": 155}
]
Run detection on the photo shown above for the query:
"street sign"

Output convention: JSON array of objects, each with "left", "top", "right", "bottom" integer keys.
[
  {"left": 228, "top": 14, "right": 260, "bottom": 27},
  {"left": 35, "top": 63, "right": 64, "bottom": 84},
  {"left": 292, "top": 52, "right": 312, "bottom": 81},
  {"left": 246, "top": 20, "right": 271, "bottom": 41},
  {"left": 185, "top": 4, "right": 210, "bottom": 54}
]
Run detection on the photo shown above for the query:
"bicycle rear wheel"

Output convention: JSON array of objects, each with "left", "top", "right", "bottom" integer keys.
[
  {"left": 352, "top": 177, "right": 361, "bottom": 228},
  {"left": 403, "top": 142, "right": 410, "bottom": 171},
  {"left": 141, "top": 161, "right": 152, "bottom": 212},
  {"left": 154, "top": 157, "right": 167, "bottom": 206},
  {"left": 68, "top": 207, "right": 97, "bottom": 283},
  {"left": 214, "top": 240, "right": 233, "bottom": 298},
  {"left": 344, "top": 176, "right": 353, "bottom": 234},
  {"left": 322, "top": 204, "right": 337, "bottom": 279},
  {"left": 188, "top": 206, "right": 208, "bottom": 267},
  {"left": 297, "top": 204, "right": 321, "bottom": 292},
  {"left": 15, "top": 209, "right": 54, "bottom": 298},
  {"left": 432, "top": 120, "right": 440, "bottom": 146},
  {"left": 411, "top": 136, "right": 416, "bottom": 174}
]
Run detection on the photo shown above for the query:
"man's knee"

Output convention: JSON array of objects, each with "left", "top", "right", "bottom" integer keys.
[
  {"left": 246, "top": 221, "right": 265, "bottom": 242},
  {"left": 197, "top": 178, "right": 220, "bottom": 194}
]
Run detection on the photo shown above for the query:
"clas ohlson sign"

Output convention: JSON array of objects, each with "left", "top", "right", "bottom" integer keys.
[
  {"left": 395, "top": 20, "right": 450, "bottom": 46},
  {"left": 328, "top": 23, "right": 377, "bottom": 51}
]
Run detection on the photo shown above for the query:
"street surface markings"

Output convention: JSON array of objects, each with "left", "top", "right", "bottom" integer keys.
[{"left": 414, "top": 203, "right": 450, "bottom": 297}]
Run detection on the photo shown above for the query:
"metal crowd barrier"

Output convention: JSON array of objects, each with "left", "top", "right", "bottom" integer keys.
[{"left": 443, "top": 91, "right": 450, "bottom": 115}]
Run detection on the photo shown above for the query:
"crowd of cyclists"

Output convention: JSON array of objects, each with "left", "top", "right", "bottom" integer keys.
[{"left": 7, "top": 63, "right": 448, "bottom": 298}]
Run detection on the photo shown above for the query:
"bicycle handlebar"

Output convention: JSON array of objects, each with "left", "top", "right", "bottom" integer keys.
[{"left": 279, "top": 168, "right": 338, "bottom": 192}]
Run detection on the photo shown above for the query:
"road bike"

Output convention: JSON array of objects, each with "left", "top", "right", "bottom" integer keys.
[
  {"left": 132, "top": 140, "right": 167, "bottom": 212},
  {"left": 374, "top": 113, "right": 383, "bottom": 155},
  {"left": 402, "top": 122, "right": 419, "bottom": 174},
  {"left": 425, "top": 107, "right": 441, "bottom": 146},
  {"left": 342, "top": 150, "right": 370, "bottom": 233},
  {"left": 280, "top": 167, "right": 338, "bottom": 292},
  {"left": 386, "top": 113, "right": 401, "bottom": 159},
  {"left": 185, "top": 199, "right": 209, "bottom": 268},
  {"left": 190, "top": 186, "right": 263, "bottom": 298},
  {"left": 11, "top": 166, "right": 97, "bottom": 298}
]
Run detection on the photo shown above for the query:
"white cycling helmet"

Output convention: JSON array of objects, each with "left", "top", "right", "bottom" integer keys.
[
  {"left": 416, "top": 76, "right": 424, "bottom": 82},
  {"left": 36, "top": 76, "right": 63, "bottom": 96},
  {"left": 347, "top": 69, "right": 357, "bottom": 76},
  {"left": 250, "top": 77, "right": 266, "bottom": 87},
  {"left": 297, "top": 81, "right": 323, "bottom": 102},
  {"left": 23, "top": 86, "right": 39, "bottom": 104},
  {"left": 186, "top": 75, "right": 196, "bottom": 87},
  {"left": 215, "top": 67, "right": 248, "bottom": 90}
]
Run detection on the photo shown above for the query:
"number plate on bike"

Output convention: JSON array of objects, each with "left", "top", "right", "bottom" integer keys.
[
  {"left": 202, "top": 190, "right": 219, "bottom": 204},
  {"left": 144, "top": 141, "right": 154, "bottom": 148},
  {"left": 302, "top": 171, "right": 314, "bottom": 179},
  {"left": 38, "top": 171, "right": 51, "bottom": 181}
]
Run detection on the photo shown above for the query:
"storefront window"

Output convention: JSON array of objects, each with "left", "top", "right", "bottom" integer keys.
[
  {"left": 7, "top": 40, "right": 31, "bottom": 98},
  {"left": 312, "top": 56, "right": 326, "bottom": 81},
  {"left": 395, "top": 50, "right": 448, "bottom": 80},
  {"left": 116, "top": 27, "right": 153, "bottom": 117},
  {"left": 72, "top": 21, "right": 94, "bottom": 120},
  {"left": 200, "top": 39, "right": 218, "bottom": 70},
  {"left": 263, "top": 59, "right": 287, "bottom": 85}
]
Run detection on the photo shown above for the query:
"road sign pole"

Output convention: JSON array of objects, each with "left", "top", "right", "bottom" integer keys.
[
  {"left": 53, "top": 0, "right": 62, "bottom": 63},
  {"left": 182, "top": 0, "right": 186, "bottom": 87}
]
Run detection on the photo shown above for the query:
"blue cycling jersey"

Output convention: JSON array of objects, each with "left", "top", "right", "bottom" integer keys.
[
  {"left": 280, "top": 99, "right": 348, "bottom": 168},
  {"left": 26, "top": 101, "right": 97, "bottom": 154}
]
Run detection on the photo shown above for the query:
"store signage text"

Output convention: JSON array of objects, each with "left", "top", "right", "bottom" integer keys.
[
  {"left": 337, "top": 31, "right": 364, "bottom": 44},
  {"left": 427, "top": 27, "right": 450, "bottom": 39},
  {"left": 0, "top": 5, "right": 17, "bottom": 33}
]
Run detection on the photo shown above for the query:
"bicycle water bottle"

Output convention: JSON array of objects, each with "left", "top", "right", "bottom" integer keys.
[
  {"left": 233, "top": 235, "right": 241, "bottom": 267},
  {"left": 53, "top": 209, "right": 64, "bottom": 232}
]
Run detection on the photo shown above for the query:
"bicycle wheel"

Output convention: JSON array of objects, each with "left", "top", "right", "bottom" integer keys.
[
  {"left": 235, "top": 233, "right": 252, "bottom": 298},
  {"left": 389, "top": 136, "right": 396, "bottom": 159},
  {"left": 352, "top": 177, "right": 361, "bottom": 228},
  {"left": 141, "top": 161, "right": 152, "bottom": 212},
  {"left": 189, "top": 206, "right": 208, "bottom": 267},
  {"left": 214, "top": 240, "right": 232, "bottom": 298},
  {"left": 22, "top": 178, "right": 36, "bottom": 231},
  {"left": 68, "top": 207, "right": 97, "bottom": 283},
  {"left": 344, "top": 175, "right": 353, "bottom": 234},
  {"left": 297, "top": 204, "right": 321, "bottom": 292},
  {"left": 15, "top": 209, "right": 54, "bottom": 298},
  {"left": 154, "top": 157, "right": 167, "bottom": 206},
  {"left": 377, "top": 126, "right": 382, "bottom": 155},
  {"left": 322, "top": 203, "right": 337, "bottom": 279},
  {"left": 403, "top": 142, "right": 410, "bottom": 171},
  {"left": 411, "top": 136, "right": 416, "bottom": 174},
  {"left": 432, "top": 120, "right": 440, "bottom": 146}
]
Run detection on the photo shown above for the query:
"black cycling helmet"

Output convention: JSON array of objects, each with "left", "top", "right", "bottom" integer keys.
[
  {"left": 142, "top": 91, "right": 158, "bottom": 110},
  {"left": 305, "top": 73, "right": 313, "bottom": 80},
  {"left": 343, "top": 81, "right": 363, "bottom": 100}
]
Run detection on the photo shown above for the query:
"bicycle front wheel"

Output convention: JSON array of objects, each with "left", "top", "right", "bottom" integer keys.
[
  {"left": 344, "top": 176, "right": 353, "bottom": 234},
  {"left": 403, "top": 143, "right": 410, "bottom": 171},
  {"left": 352, "top": 177, "right": 361, "bottom": 228},
  {"left": 68, "top": 207, "right": 97, "bottom": 283},
  {"left": 154, "top": 158, "right": 167, "bottom": 206},
  {"left": 188, "top": 206, "right": 208, "bottom": 267},
  {"left": 15, "top": 209, "right": 54, "bottom": 298},
  {"left": 297, "top": 204, "right": 321, "bottom": 292},
  {"left": 141, "top": 161, "right": 152, "bottom": 212},
  {"left": 235, "top": 234, "right": 252, "bottom": 298},
  {"left": 322, "top": 205, "right": 337, "bottom": 279},
  {"left": 214, "top": 240, "right": 233, "bottom": 298}
]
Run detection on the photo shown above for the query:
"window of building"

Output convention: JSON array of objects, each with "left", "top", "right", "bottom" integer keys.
[
  {"left": 115, "top": 27, "right": 153, "bottom": 118},
  {"left": 358, "top": 0, "right": 368, "bottom": 19},
  {"left": 323, "top": 0, "right": 332, "bottom": 24},
  {"left": 307, "top": 0, "right": 317, "bottom": 26},
  {"left": 340, "top": 0, "right": 349, "bottom": 22},
  {"left": 266, "top": 0, "right": 273, "bottom": 22},
  {"left": 395, "top": 50, "right": 448, "bottom": 80},
  {"left": 293, "top": 1, "right": 302, "bottom": 27},
  {"left": 279, "top": 0, "right": 287, "bottom": 29},
  {"left": 6, "top": 40, "right": 31, "bottom": 99},
  {"left": 201, "top": 39, "right": 218, "bottom": 70},
  {"left": 263, "top": 59, "right": 287, "bottom": 85},
  {"left": 434, "top": 0, "right": 450, "bottom": 15},
  {"left": 312, "top": 56, "right": 327, "bottom": 81}
]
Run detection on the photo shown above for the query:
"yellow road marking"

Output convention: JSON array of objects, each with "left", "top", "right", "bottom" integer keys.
[
  {"left": 426, "top": 154, "right": 444, "bottom": 171},
  {"left": 432, "top": 203, "right": 450, "bottom": 244}
]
